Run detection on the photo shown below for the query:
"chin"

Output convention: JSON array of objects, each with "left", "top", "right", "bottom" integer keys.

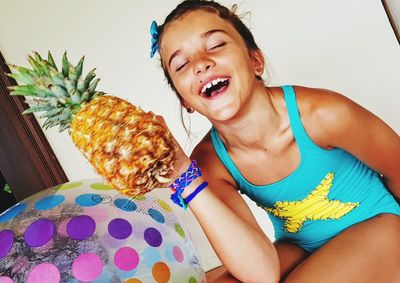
[{"left": 209, "top": 105, "right": 238, "bottom": 122}]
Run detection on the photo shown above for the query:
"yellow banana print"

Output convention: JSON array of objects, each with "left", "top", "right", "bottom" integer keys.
[{"left": 262, "top": 173, "right": 359, "bottom": 233}]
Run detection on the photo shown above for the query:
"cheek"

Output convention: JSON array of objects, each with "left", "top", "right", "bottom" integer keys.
[{"left": 171, "top": 73, "right": 192, "bottom": 95}]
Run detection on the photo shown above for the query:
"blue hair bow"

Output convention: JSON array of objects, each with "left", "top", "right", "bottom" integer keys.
[{"left": 150, "top": 20, "right": 159, "bottom": 58}]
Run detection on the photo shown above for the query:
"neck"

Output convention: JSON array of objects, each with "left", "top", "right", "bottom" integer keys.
[{"left": 212, "top": 86, "right": 282, "bottom": 151}]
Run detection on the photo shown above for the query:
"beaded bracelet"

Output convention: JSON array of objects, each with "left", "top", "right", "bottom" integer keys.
[{"left": 170, "top": 160, "right": 202, "bottom": 209}]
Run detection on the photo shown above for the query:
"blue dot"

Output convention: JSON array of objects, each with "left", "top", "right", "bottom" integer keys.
[
  {"left": 92, "top": 266, "right": 115, "bottom": 282},
  {"left": 148, "top": 208, "right": 165, "bottom": 223},
  {"left": 0, "top": 203, "right": 27, "bottom": 223},
  {"left": 116, "top": 266, "right": 138, "bottom": 280},
  {"left": 114, "top": 198, "right": 137, "bottom": 212},
  {"left": 35, "top": 195, "right": 65, "bottom": 210},
  {"left": 142, "top": 247, "right": 161, "bottom": 268},
  {"left": 75, "top": 194, "right": 103, "bottom": 207}
]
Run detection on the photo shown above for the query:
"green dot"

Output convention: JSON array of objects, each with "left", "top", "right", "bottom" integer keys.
[
  {"left": 57, "top": 181, "right": 83, "bottom": 190},
  {"left": 90, "top": 182, "right": 113, "bottom": 190},
  {"left": 131, "top": 195, "right": 146, "bottom": 201},
  {"left": 174, "top": 223, "right": 185, "bottom": 238},
  {"left": 188, "top": 277, "right": 197, "bottom": 283},
  {"left": 158, "top": 199, "right": 173, "bottom": 212}
]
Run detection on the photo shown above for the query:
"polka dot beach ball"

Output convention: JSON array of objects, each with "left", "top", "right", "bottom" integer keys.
[{"left": 0, "top": 179, "right": 205, "bottom": 282}]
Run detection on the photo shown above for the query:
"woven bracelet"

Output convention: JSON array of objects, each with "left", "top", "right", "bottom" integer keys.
[{"left": 170, "top": 160, "right": 202, "bottom": 209}]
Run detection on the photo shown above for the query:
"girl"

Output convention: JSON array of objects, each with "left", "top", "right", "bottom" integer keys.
[{"left": 152, "top": 1, "right": 400, "bottom": 282}]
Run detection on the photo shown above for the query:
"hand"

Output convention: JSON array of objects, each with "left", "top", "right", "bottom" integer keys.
[{"left": 155, "top": 115, "right": 192, "bottom": 186}]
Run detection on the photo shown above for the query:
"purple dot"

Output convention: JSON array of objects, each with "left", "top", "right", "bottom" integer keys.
[
  {"left": 67, "top": 215, "right": 96, "bottom": 240},
  {"left": 144, "top": 227, "right": 162, "bottom": 247},
  {"left": 0, "top": 230, "right": 14, "bottom": 259},
  {"left": 24, "top": 219, "right": 55, "bottom": 247},
  {"left": 108, "top": 218, "right": 132, "bottom": 240}
]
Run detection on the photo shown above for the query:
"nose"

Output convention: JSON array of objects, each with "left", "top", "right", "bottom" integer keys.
[{"left": 193, "top": 56, "right": 214, "bottom": 75}]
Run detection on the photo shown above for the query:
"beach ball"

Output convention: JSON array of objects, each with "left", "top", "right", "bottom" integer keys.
[{"left": 0, "top": 179, "right": 205, "bottom": 283}]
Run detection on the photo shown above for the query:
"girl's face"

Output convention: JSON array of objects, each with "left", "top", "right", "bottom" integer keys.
[{"left": 160, "top": 10, "right": 263, "bottom": 122}]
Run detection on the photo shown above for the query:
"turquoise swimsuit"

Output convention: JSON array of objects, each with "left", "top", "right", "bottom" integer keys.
[{"left": 210, "top": 85, "right": 400, "bottom": 253}]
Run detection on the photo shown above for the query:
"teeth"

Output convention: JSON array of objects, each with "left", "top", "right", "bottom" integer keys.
[{"left": 201, "top": 78, "right": 229, "bottom": 94}]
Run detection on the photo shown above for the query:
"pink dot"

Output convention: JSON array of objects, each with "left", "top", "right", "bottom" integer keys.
[
  {"left": 172, "top": 246, "right": 184, "bottom": 262},
  {"left": 72, "top": 253, "right": 103, "bottom": 282},
  {"left": 27, "top": 263, "right": 60, "bottom": 283},
  {"left": 84, "top": 207, "right": 109, "bottom": 223},
  {"left": 114, "top": 247, "right": 139, "bottom": 271},
  {"left": 0, "top": 277, "right": 14, "bottom": 283}
]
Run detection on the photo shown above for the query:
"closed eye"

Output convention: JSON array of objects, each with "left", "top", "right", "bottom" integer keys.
[
  {"left": 176, "top": 61, "right": 188, "bottom": 72},
  {"left": 209, "top": 42, "right": 226, "bottom": 50}
]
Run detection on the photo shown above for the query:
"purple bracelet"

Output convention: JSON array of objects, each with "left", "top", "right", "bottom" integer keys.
[{"left": 170, "top": 160, "right": 202, "bottom": 209}]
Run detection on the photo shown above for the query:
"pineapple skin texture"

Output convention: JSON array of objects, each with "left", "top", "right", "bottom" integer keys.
[{"left": 70, "top": 95, "right": 176, "bottom": 196}]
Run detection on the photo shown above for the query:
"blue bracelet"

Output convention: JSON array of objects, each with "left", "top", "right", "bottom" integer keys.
[
  {"left": 184, "top": 182, "right": 208, "bottom": 204},
  {"left": 170, "top": 160, "right": 202, "bottom": 210},
  {"left": 170, "top": 181, "right": 208, "bottom": 210}
]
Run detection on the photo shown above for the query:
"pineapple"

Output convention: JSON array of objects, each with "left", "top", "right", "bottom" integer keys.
[{"left": 7, "top": 51, "right": 176, "bottom": 196}]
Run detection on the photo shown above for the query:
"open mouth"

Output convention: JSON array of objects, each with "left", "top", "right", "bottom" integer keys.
[{"left": 199, "top": 77, "right": 230, "bottom": 98}]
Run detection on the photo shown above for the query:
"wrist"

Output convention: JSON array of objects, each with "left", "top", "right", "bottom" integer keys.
[
  {"left": 180, "top": 177, "right": 205, "bottom": 198},
  {"left": 169, "top": 160, "right": 207, "bottom": 209}
]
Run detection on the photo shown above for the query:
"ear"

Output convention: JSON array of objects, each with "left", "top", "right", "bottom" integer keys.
[
  {"left": 181, "top": 99, "right": 193, "bottom": 112},
  {"left": 250, "top": 49, "right": 265, "bottom": 77}
]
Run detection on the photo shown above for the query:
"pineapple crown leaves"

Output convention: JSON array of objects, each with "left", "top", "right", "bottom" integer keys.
[{"left": 6, "top": 51, "right": 105, "bottom": 132}]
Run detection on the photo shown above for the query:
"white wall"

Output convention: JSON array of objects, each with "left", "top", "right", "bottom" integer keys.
[{"left": 1, "top": 0, "right": 399, "bottom": 272}]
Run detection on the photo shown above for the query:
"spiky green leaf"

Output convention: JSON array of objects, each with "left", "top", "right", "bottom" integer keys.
[
  {"left": 22, "top": 105, "right": 54, "bottom": 114},
  {"left": 64, "top": 79, "right": 74, "bottom": 94},
  {"left": 39, "top": 108, "right": 63, "bottom": 118},
  {"left": 81, "top": 90, "right": 90, "bottom": 101},
  {"left": 49, "top": 97, "right": 58, "bottom": 107},
  {"left": 59, "top": 122, "right": 70, "bottom": 132},
  {"left": 34, "top": 51, "right": 43, "bottom": 62},
  {"left": 70, "top": 89, "right": 82, "bottom": 104},
  {"left": 83, "top": 68, "right": 96, "bottom": 88},
  {"left": 27, "top": 55, "right": 45, "bottom": 76},
  {"left": 50, "top": 85, "right": 68, "bottom": 98},
  {"left": 47, "top": 51, "right": 58, "bottom": 71},
  {"left": 62, "top": 52, "right": 69, "bottom": 77},
  {"left": 6, "top": 72, "right": 34, "bottom": 85},
  {"left": 9, "top": 85, "right": 52, "bottom": 97},
  {"left": 88, "top": 78, "right": 100, "bottom": 93},
  {"left": 75, "top": 56, "right": 85, "bottom": 78},
  {"left": 49, "top": 69, "right": 66, "bottom": 87},
  {"left": 77, "top": 78, "right": 85, "bottom": 93},
  {"left": 68, "top": 66, "right": 78, "bottom": 84},
  {"left": 8, "top": 64, "right": 37, "bottom": 79}
]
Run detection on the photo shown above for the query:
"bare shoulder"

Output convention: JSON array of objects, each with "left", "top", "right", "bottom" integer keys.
[
  {"left": 293, "top": 85, "right": 356, "bottom": 121},
  {"left": 292, "top": 85, "right": 364, "bottom": 148}
]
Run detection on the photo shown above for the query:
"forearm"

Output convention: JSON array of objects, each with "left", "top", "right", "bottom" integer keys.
[{"left": 181, "top": 177, "right": 280, "bottom": 283}]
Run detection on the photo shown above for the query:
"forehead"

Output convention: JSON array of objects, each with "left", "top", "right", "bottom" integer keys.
[{"left": 160, "top": 10, "right": 238, "bottom": 53}]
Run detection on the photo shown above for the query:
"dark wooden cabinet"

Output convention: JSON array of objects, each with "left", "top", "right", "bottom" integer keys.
[
  {"left": 0, "top": 51, "right": 68, "bottom": 209},
  {"left": 0, "top": 171, "right": 17, "bottom": 212}
]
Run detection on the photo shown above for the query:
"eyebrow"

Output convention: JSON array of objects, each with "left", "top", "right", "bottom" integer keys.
[{"left": 167, "top": 29, "right": 228, "bottom": 68}]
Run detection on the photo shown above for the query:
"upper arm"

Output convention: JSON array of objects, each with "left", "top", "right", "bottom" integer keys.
[
  {"left": 303, "top": 87, "right": 400, "bottom": 185},
  {"left": 190, "top": 137, "right": 267, "bottom": 236}
]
